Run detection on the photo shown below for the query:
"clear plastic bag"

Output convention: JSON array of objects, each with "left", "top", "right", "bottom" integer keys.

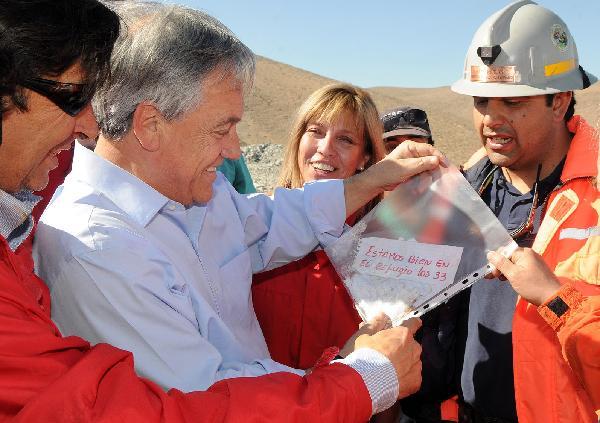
[{"left": 326, "top": 163, "right": 517, "bottom": 326}]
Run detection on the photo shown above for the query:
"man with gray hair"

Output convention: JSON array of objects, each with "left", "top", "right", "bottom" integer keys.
[{"left": 34, "top": 2, "right": 442, "bottom": 418}]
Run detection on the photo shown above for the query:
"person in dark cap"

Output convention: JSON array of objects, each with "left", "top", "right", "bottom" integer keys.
[{"left": 381, "top": 106, "right": 434, "bottom": 154}]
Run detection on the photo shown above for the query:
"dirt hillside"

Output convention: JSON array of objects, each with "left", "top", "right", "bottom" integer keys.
[{"left": 241, "top": 56, "right": 600, "bottom": 192}]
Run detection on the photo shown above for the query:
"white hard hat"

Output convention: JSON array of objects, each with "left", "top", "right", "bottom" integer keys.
[{"left": 451, "top": 0, "right": 597, "bottom": 97}]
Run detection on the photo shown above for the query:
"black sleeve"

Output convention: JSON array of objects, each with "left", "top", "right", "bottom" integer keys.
[{"left": 400, "top": 288, "right": 470, "bottom": 422}]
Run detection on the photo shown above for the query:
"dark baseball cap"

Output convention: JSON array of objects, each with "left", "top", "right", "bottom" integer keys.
[{"left": 381, "top": 106, "right": 432, "bottom": 139}]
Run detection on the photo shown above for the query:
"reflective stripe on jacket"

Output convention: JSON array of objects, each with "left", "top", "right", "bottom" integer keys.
[{"left": 512, "top": 115, "right": 600, "bottom": 423}]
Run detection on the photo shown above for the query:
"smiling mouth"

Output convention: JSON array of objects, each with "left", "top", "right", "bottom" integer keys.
[
  {"left": 311, "top": 162, "right": 335, "bottom": 172},
  {"left": 48, "top": 138, "right": 75, "bottom": 157}
]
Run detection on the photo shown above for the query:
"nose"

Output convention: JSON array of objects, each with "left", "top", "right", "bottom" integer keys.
[
  {"left": 479, "top": 99, "right": 504, "bottom": 130},
  {"left": 316, "top": 131, "right": 335, "bottom": 156},
  {"left": 222, "top": 128, "right": 242, "bottom": 160},
  {"left": 74, "top": 103, "right": 99, "bottom": 140}
]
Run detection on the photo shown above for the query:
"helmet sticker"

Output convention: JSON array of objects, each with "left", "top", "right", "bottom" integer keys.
[
  {"left": 545, "top": 59, "right": 576, "bottom": 77},
  {"left": 551, "top": 24, "right": 568, "bottom": 52},
  {"left": 471, "top": 65, "right": 517, "bottom": 83}
]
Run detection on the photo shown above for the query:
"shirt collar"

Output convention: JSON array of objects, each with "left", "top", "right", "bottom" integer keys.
[
  {"left": 0, "top": 189, "right": 40, "bottom": 250},
  {"left": 562, "top": 115, "right": 599, "bottom": 181},
  {"left": 69, "top": 142, "right": 170, "bottom": 227},
  {"left": 493, "top": 158, "right": 564, "bottom": 200}
]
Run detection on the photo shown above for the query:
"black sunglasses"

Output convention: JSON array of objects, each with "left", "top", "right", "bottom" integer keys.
[{"left": 20, "top": 77, "right": 90, "bottom": 117}]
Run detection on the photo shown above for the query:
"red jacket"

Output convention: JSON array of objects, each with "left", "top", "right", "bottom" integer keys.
[
  {"left": 537, "top": 285, "right": 600, "bottom": 411},
  {"left": 0, "top": 234, "right": 374, "bottom": 421},
  {"left": 513, "top": 116, "right": 600, "bottom": 422},
  {"left": 253, "top": 250, "right": 361, "bottom": 369}
]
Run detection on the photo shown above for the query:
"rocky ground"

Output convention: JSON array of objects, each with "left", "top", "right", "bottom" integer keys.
[{"left": 242, "top": 144, "right": 284, "bottom": 193}]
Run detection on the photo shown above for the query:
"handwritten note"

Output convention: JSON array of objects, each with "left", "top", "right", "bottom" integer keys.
[{"left": 353, "top": 237, "right": 463, "bottom": 285}]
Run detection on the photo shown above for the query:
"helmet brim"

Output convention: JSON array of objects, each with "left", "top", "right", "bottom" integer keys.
[
  {"left": 451, "top": 69, "right": 598, "bottom": 97},
  {"left": 383, "top": 127, "right": 431, "bottom": 139}
]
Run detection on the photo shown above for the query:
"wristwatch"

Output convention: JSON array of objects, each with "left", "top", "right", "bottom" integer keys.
[{"left": 537, "top": 283, "right": 584, "bottom": 331}]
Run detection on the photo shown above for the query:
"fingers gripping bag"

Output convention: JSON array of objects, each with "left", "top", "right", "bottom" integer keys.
[{"left": 325, "top": 163, "right": 517, "bottom": 326}]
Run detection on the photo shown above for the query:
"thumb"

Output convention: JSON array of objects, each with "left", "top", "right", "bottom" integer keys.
[
  {"left": 401, "top": 317, "right": 422, "bottom": 336},
  {"left": 487, "top": 250, "right": 515, "bottom": 279}
]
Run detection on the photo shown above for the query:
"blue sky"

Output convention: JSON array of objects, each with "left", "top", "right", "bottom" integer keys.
[{"left": 175, "top": 0, "right": 599, "bottom": 88}]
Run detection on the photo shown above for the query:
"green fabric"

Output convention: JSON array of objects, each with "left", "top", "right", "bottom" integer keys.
[{"left": 217, "top": 156, "right": 257, "bottom": 194}]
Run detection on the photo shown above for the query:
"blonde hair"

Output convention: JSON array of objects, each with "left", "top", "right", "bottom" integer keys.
[{"left": 278, "top": 83, "right": 386, "bottom": 219}]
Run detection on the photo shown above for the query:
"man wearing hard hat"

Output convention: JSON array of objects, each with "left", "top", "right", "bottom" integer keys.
[{"left": 447, "top": 1, "right": 599, "bottom": 422}]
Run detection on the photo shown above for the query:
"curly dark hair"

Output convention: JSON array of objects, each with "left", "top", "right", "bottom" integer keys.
[{"left": 0, "top": 0, "right": 120, "bottom": 113}]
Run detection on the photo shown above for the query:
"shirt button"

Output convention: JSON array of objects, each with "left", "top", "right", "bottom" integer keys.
[{"left": 168, "top": 205, "right": 176, "bottom": 211}]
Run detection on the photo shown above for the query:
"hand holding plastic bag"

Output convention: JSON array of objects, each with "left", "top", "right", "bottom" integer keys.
[{"left": 326, "top": 163, "right": 517, "bottom": 326}]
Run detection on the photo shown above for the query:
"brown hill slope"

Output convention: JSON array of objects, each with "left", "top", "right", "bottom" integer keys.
[
  {"left": 239, "top": 56, "right": 335, "bottom": 147},
  {"left": 239, "top": 56, "right": 600, "bottom": 165}
]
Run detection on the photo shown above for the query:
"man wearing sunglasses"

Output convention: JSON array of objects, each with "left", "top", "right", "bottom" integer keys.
[
  {"left": 380, "top": 106, "right": 435, "bottom": 154},
  {"left": 405, "top": 2, "right": 599, "bottom": 423},
  {"left": 0, "top": 0, "right": 429, "bottom": 421}
]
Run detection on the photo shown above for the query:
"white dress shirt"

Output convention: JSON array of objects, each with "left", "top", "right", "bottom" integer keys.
[
  {"left": 34, "top": 143, "right": 399, "bottom": 413},
  {"left": 35, "top": 143, "right": 349, "bottom": 390}
]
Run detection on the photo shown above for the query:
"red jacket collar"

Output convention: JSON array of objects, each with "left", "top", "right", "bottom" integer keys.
[{"left": 562, "top": 115, "right": 599, "bottom": 182}]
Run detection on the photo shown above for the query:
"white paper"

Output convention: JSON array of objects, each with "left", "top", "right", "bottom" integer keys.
[
  {"left": 352, "top": 238, "right": 463, "bottom": 284},
  {"left": 326, "top": 163, "right": 518, "bottom": 326}
]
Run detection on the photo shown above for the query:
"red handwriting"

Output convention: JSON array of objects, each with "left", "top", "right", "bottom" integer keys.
[
  {"left": 356, "top": 238, "right": 462, "bottom": 284},
  {"left": 361, "top": 262, "right": 449, "bottom": 283},
  {"left": 408, "top": 255, "right": 432, "bottom": 266},
  {"left": 433, "top": 271, "right": 447, "bottom": 281},
  {"left": 436, "top": 260, "right": 450, "bottom": 268},
  {"left": 417, "top": 267, "right": 430, "bottom": 277},
  {"left": 365, "top": 245, "right": 405, "bottom": 262},
  {"left": 375, "top": 261, "right": 413, "bottom": 277}
]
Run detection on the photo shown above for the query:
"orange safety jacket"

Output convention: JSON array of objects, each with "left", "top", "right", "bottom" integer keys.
[
  {"left": 537, "top": 285, "right": 600, "bottom": 411},
  {"left": 513, "top": 115, "right": 600, "bottom": 423}
]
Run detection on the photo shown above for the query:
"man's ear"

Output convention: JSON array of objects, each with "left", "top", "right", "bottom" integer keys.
[
  {"left": 131, "top": 102, "right": 162, "bottom": 152},
  {"left": 552, "top": 91, "right": 572, "bottom": 122}
]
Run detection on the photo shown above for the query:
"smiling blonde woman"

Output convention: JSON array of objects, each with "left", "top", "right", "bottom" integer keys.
[{"left": 253, "top": 83, "right": 387, "bottom": 369}]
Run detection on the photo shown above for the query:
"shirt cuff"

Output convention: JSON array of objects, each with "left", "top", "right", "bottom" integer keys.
[
  {"left": 340, "top": 348, "right": 398, "bottom": 415},
  {"left": 537, "top": 283, "right": 585, "bottom": 331},
  {"left": 303, "top": 179, "right": 346, "bottom": 247}
]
